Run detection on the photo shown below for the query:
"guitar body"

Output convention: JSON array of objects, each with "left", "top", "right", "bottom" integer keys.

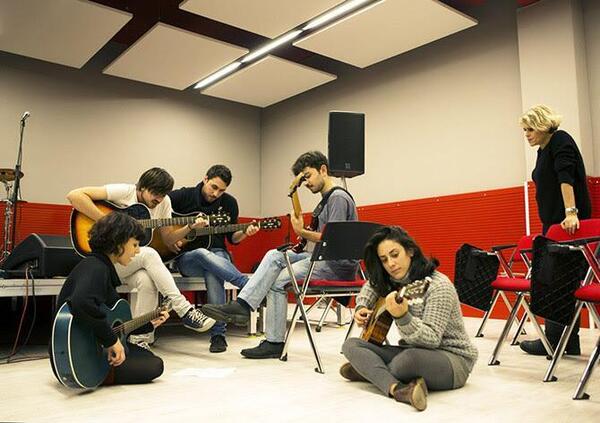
[
  {"left": 360, "top": 298, "right": 392, "bottom": 346},
  {"left": 149, "top": 211, "right": 212, "bottom": 262},
  {"left": 70, "top": 201, "right": 153, "bottom": 256},
  {"left": 51, "top": 299, "right": 131, "bottom": 390},
  {"left": 359, "top": 279, "right": 430, "bottom": 346}
]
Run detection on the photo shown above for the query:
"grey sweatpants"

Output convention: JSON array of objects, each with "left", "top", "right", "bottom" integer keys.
[{"left": 342, "top": 337, "right": 455, "bottom": 395}]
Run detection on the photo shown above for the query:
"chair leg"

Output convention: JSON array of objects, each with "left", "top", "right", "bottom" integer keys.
[
  {"left": 316, "top": 298, "right": 335, "bottom": 332},
  {"left": 488, "top": 293, "right": 524, "bottom": 366},
  {"left": 510, "top": 312, "right": 528, "bottom": 346},
  {"left": 476, "top": 290, "right": 501, "bottom": 338},
  {"left": 573, "top": 335, "right": 600, "bottom": 400},
  {"left": 281, "top": 304, "right": 301, "bottom": 360},
  {"left": 341, "top": 317, "right": 355, "bottom": 353},
  {"left": 544, "top": 301, "right": 584, "bottom": 382},
  {"left": 520, "top": 299, "right": 553, "bottom": 356}
]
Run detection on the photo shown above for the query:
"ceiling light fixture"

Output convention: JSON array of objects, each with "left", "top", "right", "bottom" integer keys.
[
  {"left": 194, "top": 61, "right": 242, "bottom": 89},
  {"left": 303, "top": 0, "right": 374, "bottom": 30},
  {"left": 241, "top": 29, "right": 303, "bottom": 64}
]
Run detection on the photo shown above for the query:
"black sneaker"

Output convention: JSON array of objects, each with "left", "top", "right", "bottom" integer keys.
[
  {"left": 210, "top": 335, "right": 228, "bottom": 353},
  {"left": 241, "top": 340, "right": 284, "bottom": 359},
  {"left": 202, "top": 301, "right": 250, "bottom": 326}
]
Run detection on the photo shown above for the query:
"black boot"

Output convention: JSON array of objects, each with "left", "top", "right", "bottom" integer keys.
[
  {"left": 202, "top": 300, "right": 250, "bottom": 326},
  {"left": 240, "top": 340, "right": 284, "bottom": 359}
]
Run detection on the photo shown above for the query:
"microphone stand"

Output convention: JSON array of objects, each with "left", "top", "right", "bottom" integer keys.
[{"left": 8, "top": 117, "right": 27, "bottom": 257}]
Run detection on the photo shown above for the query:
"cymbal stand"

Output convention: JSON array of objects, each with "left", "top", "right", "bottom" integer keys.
[{"left": 1, "top": 181, "right": 14, "bottom": 264}]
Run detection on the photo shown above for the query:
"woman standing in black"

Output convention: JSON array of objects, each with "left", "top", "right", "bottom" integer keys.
[{"left": 519, "top": 104, "right": 591, "bottom": 356}]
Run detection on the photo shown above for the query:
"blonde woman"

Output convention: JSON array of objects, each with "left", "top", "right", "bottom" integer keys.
[{"left": 519, "top": 104, "right": 591, "bottom": 356}]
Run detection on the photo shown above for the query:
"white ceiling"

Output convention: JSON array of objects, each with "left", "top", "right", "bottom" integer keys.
[
  {"left": 294, "top": 0, "right": 478, "bottom": 68},
  {"left": 103, "top": 23, "right": 248, "bottom": 90},
  {"left": 202, "top": 55, "right": 336, "bottom": 108},
  {"left": 179, "top": 0, "right": 345, "bottom": 38},
  {"left": 0, "top": 0, "right": 478, "bottom": 107},
  {"left": 0, "top": 0, "right": 131, "bottom": 68}
]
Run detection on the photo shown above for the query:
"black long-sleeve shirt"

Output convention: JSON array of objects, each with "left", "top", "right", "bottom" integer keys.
[
  {"left": 55, "top": 253, "right": 153, "bottom": 347},
  {"left": 532, "top": 130, "right": 591, "bottom": 230},
  {"left": 168, "top": 182, "right": 240, "bottom": 250}
]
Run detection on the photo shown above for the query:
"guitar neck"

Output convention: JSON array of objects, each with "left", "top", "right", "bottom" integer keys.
[
  {"left": 114, "top": 308, "right": 162, "bottom": 336},
  {"left": 137, "top": 216, "right": 198, "bottom": 229}
]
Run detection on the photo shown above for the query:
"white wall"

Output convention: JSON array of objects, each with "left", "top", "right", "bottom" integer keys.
[
  {"left": 259, "top": 1, "right": 525, "bottom": 216},
  {"left": 583, "top": 0, "right": 600, "bottom": 171},
  {"left": 0, "top": 52, "right": 262, "bottom": 215}
]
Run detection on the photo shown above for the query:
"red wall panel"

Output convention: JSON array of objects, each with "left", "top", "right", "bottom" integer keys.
[{"left": 3, "top": 178, "right": 600, "bottom": 325}]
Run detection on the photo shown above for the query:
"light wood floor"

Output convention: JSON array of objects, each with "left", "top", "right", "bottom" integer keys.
[{"left": 1, "top": 313, "right": 599, "bottom": 422}]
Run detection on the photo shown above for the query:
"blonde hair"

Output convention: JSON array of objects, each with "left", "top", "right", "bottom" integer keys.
[{"left": 519, "top": 104, "right": 562, "bottom": 133}]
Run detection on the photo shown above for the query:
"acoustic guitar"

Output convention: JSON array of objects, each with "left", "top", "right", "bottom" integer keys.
[
  {"left": 360, "top": 278, "right": 430, "bottom": 346},
  {"left": 70, "top": 200, "right": 230, "bottom": 257},
  {"left": 149, "top": 214, "right": 282, "bottom": 262},
  {"left": 51, "top": 298, "right": 172, "bottom": 390}
]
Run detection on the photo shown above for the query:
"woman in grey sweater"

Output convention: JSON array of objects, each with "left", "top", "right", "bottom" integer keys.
[{"left": 341, "top": 226, "right": 478, "bottom": 411}]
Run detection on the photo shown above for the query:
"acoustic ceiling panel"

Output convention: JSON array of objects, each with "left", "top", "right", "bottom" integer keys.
[
  {"left": 202, "top": 55, "right": 336, "bottom": 108},
  {"left": 104, "top": 23, "right": 248, "bottom": 90},
  {"left": 0, "top": 0, "right": 131, "bottom": 68},
  {"left": 180, "top": 0, "right": 344, "bottom": 38},
  {"left": 294, "top": 0, "right": 477, "bottom": 68}
]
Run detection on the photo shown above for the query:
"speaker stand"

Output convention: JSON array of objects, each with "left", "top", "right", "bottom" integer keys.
[{"left": 340, "top": 176, "right": 348, "bottom": 191}]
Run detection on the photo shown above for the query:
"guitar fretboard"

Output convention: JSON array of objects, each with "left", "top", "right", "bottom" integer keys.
[
  {"left": 137, "top": 216, "right": 199, "bottom": 229},
  {"left": 113, "top": 308, "right": 162, "bottom": 336}
]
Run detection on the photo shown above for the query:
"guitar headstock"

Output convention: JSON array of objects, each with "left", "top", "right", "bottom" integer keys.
[
  {"left": 396, "top": 278, "right": 430, "bottom": 305},
  {"left": 259, "top": 217, "right": 282, "bottom": 230},
  {"left": 209, "top": 212, "right": 231, "bottom": 226}
]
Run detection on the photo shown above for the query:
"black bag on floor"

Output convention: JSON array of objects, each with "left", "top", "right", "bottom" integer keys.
[
  {"left": 530, "top": 236, "right": 588, "bottom": 326},
  {"left": 454, "top": 243, "right": 499, "bottom": 311}
]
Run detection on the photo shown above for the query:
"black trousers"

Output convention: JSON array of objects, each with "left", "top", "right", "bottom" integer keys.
[
  {"left": 50, "top": 342, "right": 164, "bottom": 387},
  {"left": 109, "top": 343, "right": 164, "bottom": 385}
]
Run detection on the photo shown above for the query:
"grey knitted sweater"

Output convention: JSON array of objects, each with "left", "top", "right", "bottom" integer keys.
[{"left": 356, "top": 270, "right": 478, "bottom": 386}]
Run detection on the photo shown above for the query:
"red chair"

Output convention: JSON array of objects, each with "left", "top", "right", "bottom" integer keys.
[
  {"left": 474, "top": 235, "right": 536, "bottom": 343},
  {"left": 537, "top": 219, "right": 600, "bottom": 389},
  {"left": 487, "top": 234, "right": 552, "bottom": 366},
  {"left": 572, "top": 284, "right": 600, "bottom": 400}
]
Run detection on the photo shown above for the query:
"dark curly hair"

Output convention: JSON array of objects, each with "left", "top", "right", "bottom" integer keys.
[
  {"left": 364, "top": 226, "right": 439, "bottom": 297},
  {"left": 206, "top": 164, "right": 232, "bottom": 185},
  {"left": 292, "top": 151, "right": 329, "bottom": 176},
  {"left": 136, "top": 167, "right": 174, "bottom": 196},
  {"left": 88, "top": 212, "right": 145, "bottom": 256}
]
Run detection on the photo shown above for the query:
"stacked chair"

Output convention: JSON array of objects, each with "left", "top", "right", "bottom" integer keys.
[
  {"left": 454, "top": 235, "right": 550, "bottom": 365},
  {"left": 528, "top": 219, "right": 600, "bottom": 399}
]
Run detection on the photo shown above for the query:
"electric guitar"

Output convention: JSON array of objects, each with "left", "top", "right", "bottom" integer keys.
[
  {"left": 360, "top": 278, "right": 430, "bottom": 346},
  {"left": 70, "top": 200, "right": 230, "bottom": 257},
  {"left": 51, "top": 298, "right": 172, "bottom": 390},
  {"left": 149, "top": 214, "right": 282, "bottom": 262}
]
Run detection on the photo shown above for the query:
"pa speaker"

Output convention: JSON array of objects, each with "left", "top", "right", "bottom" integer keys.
[
  {"left": 328, "top": 111, "right": 365, "bottom": 178},
  {"left": 1, "top": 234, "right": 82, "bottom": 278}
]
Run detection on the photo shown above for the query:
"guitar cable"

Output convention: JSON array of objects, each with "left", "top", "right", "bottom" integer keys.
[{"left": 0, "top": 264, "right": 47, "bottom": 364}]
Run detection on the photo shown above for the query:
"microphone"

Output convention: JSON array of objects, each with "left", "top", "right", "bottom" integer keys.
[{"left": 21, "top": 111, "right": 31, "bottom": 122}]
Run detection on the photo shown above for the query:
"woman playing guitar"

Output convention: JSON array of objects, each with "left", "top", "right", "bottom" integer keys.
[
  {"left": 50, "top": 213, "right": 168, "bottom": 388},
  {"left": 340, "top": 226, "right": 478, "bottom": 411}
]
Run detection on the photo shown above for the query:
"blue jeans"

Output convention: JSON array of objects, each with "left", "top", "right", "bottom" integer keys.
[
  {"left": 175, "top": 248, "right": 249, "bottom": 337},
  {"left": 238, "top": 249, "right": 351, "bottom": 343}
]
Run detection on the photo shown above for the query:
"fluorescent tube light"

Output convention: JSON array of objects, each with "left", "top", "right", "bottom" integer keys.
[
  {"left": 241, "top": 29, "right": 303, "bottom": 63},
  {"left": 194, "top": 62, "right": 242, "bottom": 89},
  {"left": 303, "top": 0, "right": 373, "bottom": 30}
]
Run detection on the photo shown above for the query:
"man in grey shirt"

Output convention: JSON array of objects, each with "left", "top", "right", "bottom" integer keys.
[{"left": 202, "top": 151, "right": 358, "bottom": 359}]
